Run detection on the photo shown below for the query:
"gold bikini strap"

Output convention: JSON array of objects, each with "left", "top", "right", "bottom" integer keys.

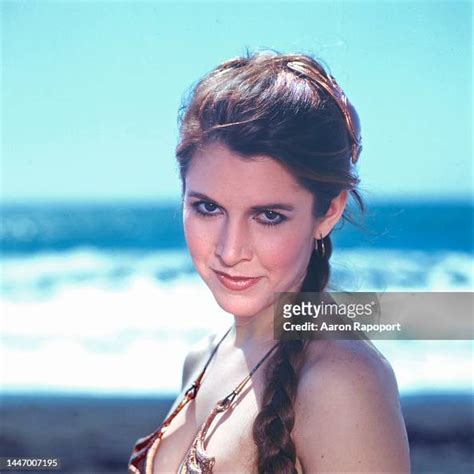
[
  {"left": 177, "top": 339, "right": 280, "bottom": 473},
  {"left": 184, "top": 325, "right": 234, "bottom": 399},
  {"left": 215, "top": 341, "right": 279, "bottom": 412},
  {"left": 157, "top": 326, "right": 234, "bottom": 437}
]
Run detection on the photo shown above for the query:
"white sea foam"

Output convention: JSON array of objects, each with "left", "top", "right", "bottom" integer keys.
[{"left": 1, "top": 247, "right": 472, "bottom": 395}]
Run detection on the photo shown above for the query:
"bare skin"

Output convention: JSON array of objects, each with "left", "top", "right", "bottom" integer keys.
[
  {"left": 151, "top": 142, "right": 410, "bottom": 473},
  {"left": 151, "top": 332, "right": 409, "bottom": 473}
]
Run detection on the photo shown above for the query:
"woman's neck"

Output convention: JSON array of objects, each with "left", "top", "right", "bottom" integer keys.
[
  {"left": 229, "top": 276, "right": 306, "bottom": 350},
  {"left": 230, "top": 305, "right": 278, "bottom": 350}
]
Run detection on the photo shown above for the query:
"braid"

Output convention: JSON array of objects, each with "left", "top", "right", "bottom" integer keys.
[{"left": 252, "top": 236, "right": 333, "bottom": 473}]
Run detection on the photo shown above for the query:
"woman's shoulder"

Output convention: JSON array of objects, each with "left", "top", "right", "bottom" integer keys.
[
  {"left": 297, "top": 337, "right": 401, "bottom": 415},
  {"left": 293, "top": 338, "right": 410, "bottom": 472},
  {"left": 180, "top": 328, "right": 226, "bottom": 390},
  {"left": 301, "top": 337, "right": 397, "bottom": 391}
]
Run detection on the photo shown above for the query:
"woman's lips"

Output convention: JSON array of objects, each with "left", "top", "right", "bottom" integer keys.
[{"left": 213, "top": 270, "right": 262, "bottom": 291}]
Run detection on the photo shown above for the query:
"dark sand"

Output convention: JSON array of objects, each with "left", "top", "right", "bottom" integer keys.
[{"left": 1, "top": 392, "right": 472, "bottom": 473}]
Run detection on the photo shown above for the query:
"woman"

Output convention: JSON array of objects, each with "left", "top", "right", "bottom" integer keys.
[{"left": 129, "top": 51, "right": 410, "bottom": 473}]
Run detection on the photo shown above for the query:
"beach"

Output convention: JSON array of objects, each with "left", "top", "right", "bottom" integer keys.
[{"left": 1, "top": 392, "right": 472, "bottom": 474}]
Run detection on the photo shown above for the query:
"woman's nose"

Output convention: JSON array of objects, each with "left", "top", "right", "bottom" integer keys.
[{"left": 215, "top": 218, "right": 253, "bottom": 265}]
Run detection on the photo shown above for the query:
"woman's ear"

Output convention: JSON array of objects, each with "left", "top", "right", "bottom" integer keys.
[{"left": 313, "top": 190, "right": 349, "bottom": 239}]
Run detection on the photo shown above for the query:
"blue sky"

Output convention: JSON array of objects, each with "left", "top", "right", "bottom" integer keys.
[{"left": 2, "top": 1, "right": 472, "bottom": 203}]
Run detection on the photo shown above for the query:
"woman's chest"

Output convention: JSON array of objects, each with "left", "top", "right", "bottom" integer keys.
[{"left": 151, "top": 387, "right": 261, "bottom": 474}]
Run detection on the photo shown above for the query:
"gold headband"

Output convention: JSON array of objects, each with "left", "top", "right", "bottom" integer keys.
[{"left": 287, "top": 61, "right": 362, "bottom": 164}]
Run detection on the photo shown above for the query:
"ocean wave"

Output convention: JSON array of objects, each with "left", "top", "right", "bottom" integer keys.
[
  {"left": 1, "top": 247, "right": 472, "bottom": 300},
  {"left": 0, "top": 247, "right": 472, "bottom": 396}
]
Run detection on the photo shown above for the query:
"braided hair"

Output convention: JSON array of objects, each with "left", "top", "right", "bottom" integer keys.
[
  {"left": 175, "top": 49, "right": 365, "bottom": 473},
  {"left": 251, "top": 237, "right": 332, "bottom": 473}
]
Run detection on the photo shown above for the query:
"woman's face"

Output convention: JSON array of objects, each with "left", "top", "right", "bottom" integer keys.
[{"left": 182, "top": 142, "right": 327, "bottom": 319}]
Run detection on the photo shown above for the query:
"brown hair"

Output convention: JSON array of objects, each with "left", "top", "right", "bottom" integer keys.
[{"left": 175, "top": 49, "right": 365, "bottom": 473}]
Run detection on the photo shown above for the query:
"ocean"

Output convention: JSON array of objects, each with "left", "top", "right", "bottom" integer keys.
[{"left": 1, "top": 200, "right": 473, "bottom": 397}]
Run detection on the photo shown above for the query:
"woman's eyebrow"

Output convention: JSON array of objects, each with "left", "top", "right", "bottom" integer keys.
[{"left": 187, "top": 191, "right": 295, "bottom": 211}]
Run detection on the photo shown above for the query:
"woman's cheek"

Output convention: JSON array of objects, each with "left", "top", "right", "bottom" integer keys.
[
  {"left": 258, "top": 230, "right": 306, "bottom": 263},
  {"left": 183, "top": 215, "right": 213, "bottom": 259}
]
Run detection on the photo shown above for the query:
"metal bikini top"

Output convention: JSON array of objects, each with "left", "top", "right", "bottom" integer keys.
[{"left": 128, "top": 326, "right": 280, "bottom": 474}]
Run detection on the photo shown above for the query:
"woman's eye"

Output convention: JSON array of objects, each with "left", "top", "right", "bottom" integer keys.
[
  {"left": 191, "top": 201, "right": 286, "bottom": 227},
  {"left": 257, "top": 210, "right": 287, "bottom": 227},
  {"left": 192, "top": 201, "right": 220, "bottom": 216}
]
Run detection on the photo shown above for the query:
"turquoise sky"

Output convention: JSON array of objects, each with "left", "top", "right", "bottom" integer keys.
[{"left": 2, "top": 1, "right": 472, "bottom": 203}]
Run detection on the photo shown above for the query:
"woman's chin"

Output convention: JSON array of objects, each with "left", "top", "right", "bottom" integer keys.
[
  {"left": 210, "top": 291, "right": 272, "bottom": 319},
  {"left": 200, "top": 273, "right": 273, "bottom": 317}
]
